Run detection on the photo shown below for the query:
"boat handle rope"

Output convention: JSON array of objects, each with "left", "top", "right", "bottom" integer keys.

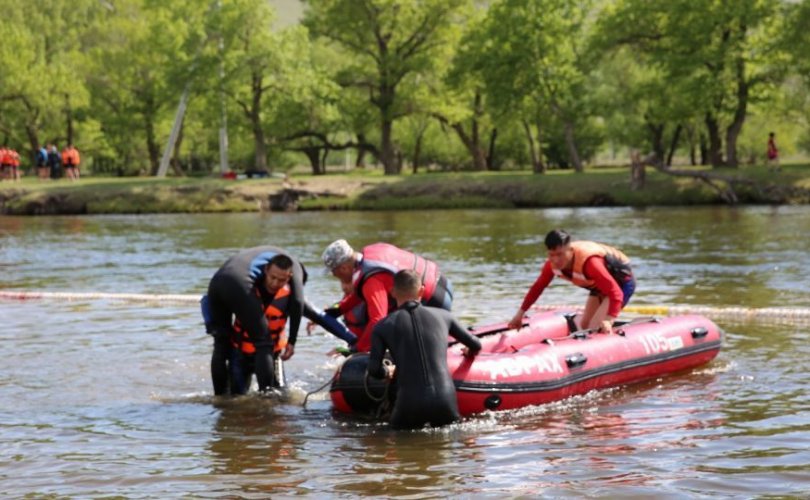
[{"left": 302, "top": 371, "right": 338, "bottom": 408}]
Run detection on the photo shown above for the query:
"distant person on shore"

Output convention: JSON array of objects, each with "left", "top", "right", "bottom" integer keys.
[
  {"left": 507, "top": 229, "right": 635, "bottom": 335},
  {"left": 61, "top": 144, "right": 81, "bottom": 181},
  {"left": 201, "top": 246, "right": 354, "bottom": 396},
  {"left": 36, "top": 145, "right": 50, "bottom": 180},
  {"left": 0, "top": 146, "right": 21, "bottom": 182},
  {"left": 767, "top": 132, "right": 780, "bottom": 172},
  {"left": 48, "top": 145, "right": 62, "bottom": 179},
  {"left": 367, "top": 269, "right": 481, "bottom": 429},
  {"left": 321, "top": 239, "right": 454, "bottom": 352},
  {"left": 0, "top": 146, "right": 9, "bottom": 181}
]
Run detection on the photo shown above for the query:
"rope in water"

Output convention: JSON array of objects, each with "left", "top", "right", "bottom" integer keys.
[
  {"left": 533, "top": 304, "right": 810, "bottom": 322},
  {"left": 0, "top": 290, "right": 200, "bottom": 304},
  {"left": 2, "top": 290, "right": 808, "bottom": 322}
]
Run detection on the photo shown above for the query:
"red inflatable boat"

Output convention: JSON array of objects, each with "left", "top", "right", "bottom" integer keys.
[{"left": 330, "top": 311, "right": 723, "bottom": 417}]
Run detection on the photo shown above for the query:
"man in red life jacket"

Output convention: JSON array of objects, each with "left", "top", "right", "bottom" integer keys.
[
  {"left": 507, "top": 229, "right": 636, "bottom": 335},
  {"left": 321, "top": 239, "right": 454, "bottom": 353},
  {"left": 0, "top": 146, "right": 9, "bottom": 181}
]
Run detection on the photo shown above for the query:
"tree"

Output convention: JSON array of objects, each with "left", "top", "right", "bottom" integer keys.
[
  {"left": 0, "top": 0, "right": 97, "bottom": 160},
  {"left": 303, "top": 0, "right": 470, "bottom": 175},
  {"left": 87, "top": 0, "right": 201, "bottom": 175},
  {"left": 599, "top": 0, "right": 789, "bottom": 167},
  {"left": 459, "top": 0, "right": 600, "bottom": 173}
]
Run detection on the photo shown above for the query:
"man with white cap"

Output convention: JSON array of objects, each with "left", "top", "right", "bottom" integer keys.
[{"left": 321, "top": 239, "right": 454, "bottom": 352}]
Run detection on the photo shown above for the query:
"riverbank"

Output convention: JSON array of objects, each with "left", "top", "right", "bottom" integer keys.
[{"left": 1, "top": 164, "right": 808, "bottom": 215}]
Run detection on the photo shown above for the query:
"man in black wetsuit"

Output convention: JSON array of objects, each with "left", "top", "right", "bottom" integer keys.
[
  {"left": 367, "top": 269, "right": 482, "bottom": 429},
  {"left": 202, "top": 246, "right": 355, "bottom": 395}
]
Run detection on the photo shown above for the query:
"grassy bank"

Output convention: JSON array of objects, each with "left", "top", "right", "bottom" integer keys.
[
  {"left": 302, "top": 164, "right": 810, "bottom": 210},
  {"left": 1, "top": 164, "right": 808, "bottom": 215}
]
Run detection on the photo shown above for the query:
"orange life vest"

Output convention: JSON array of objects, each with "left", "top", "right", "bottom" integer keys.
[
  {"left": 551, "top": 241, "right": 630, "bottom": 289},
  {"left": 231, "top": 284, "right": 290, "bottom": 354},
  {"left": 62, "top": 147, "right": 80, "bottom": 166}
]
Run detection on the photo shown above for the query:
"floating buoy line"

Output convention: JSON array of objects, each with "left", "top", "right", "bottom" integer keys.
[
  {"left": 1, "top": 290, "right": 808, "bottom": 323},
  {"left": 0, "top": 290, "right": 200, "bottom": 304},
  {"left": 533, "top": 304, "right": 810, "bottom": 323}
]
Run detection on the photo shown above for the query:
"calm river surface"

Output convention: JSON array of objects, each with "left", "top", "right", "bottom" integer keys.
[{"left": 1, "top": 207, "right": 808, "bottom": 498}]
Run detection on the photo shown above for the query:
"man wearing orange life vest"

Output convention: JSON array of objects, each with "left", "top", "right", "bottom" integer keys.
[
  {"left": 0, "top": 146, "right": 10, "bottom": 180},
  {"left": 508, "top": 229, "right": 636, "bottom": 335},
  {"left": 321, "top": 239, "right": 454, "bottom": 353},
  {"left": 0, "top": 146, "right": 20, "bottom": 181},
  {"left": 61, "top": 144, "right": 81, "bottom": 181},
  {"left": 202, "top": 246, "right": 354, "bottom": 395}
]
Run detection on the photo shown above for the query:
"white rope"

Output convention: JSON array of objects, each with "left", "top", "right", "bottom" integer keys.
[
  {"left": 2, "top": 290, "right": 808, "bottom": 322},
  {"left": 533, "top": 304, "right": 810, "bottom": 322},
  {"left": 0, "top": 290, "right": 200, "bottom": 304}
]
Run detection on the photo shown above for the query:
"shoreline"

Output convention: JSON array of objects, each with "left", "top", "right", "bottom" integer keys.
[{"left": 1, "top": 166, "right": 808, "bottom": 215}]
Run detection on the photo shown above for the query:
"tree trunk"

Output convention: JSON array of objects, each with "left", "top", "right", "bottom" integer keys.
[
  {"left": 725, "top": 58, "right": 748, "bottom": 168},
  {"left": 65, "top": 93, "right": 74, "bottom": 146},
  {"left": 630, "top": 149, "right": 645, "bottom": 190},
  {"left": 412, "top": 130, "right": 424, "bottom": 174},
  {"left": 250, "top": 71, "right": 268, "bottom": 172},
  {"left": 450, "top": 122, "right": 487, "bottom": 171},
  {"left": 355, "top": 133, "right": 367, "bottom": 168},
  {"left": 320, "top": 149, "right": 329, "bottom": 174},
  {"left": 705, "top": 113, "right": 724, "bottom": 167},
  {"left": 646, "top": 118, "right": 665, "bottom": 162},
  {"left": 686, "top": 125, "right": 698, "bottom": 166},
  {"left": 170, "top": 119, "right": 186, "bottom": 177},
  {"left": 666, "top": 124, "right": 683, "bottom": 167},
  {"left": 145, "top": 112, "right": 160, "bottom": 176},
  {"left": 563, "top": 120, "right": 583, "bottom": 172},
  {"left": 25, "top": 124, "right": 40, "bottom": 167},
  {"left": 303, "top": 147, "right": 324, "bottom": 175},
  {"left": 699, "top": 132, "right": 708, "bottom": 165},
  {"left": 522, "top": 119, "right": 545, "bottom": 174},
  {"left": 487, "top": 128, "right": 498, "bottom": 171},
  {"left": 252, "top": 123, "right": 268, "bottom": 172},
  {"left": 380, "top": 118, "right": 397, "bottom": 175}
]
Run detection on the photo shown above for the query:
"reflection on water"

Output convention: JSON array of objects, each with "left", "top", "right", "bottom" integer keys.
[{"left": 1, "top": 207, "right": 809, "bottom": 496}]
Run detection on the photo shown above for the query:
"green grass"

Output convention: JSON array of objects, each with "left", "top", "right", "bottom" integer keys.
[{"left": 2, "top": 163, "right": 809, "bottom": 215}]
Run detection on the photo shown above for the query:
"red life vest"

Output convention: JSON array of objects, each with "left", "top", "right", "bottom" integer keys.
[
  {"left": 352, "top": 243, "right": 441, "bottom": 302},
  {"left": 231, "top": 285, "right": 290, "bottom": 354},
  {"left": 551, "top": 241, "right": 631, "bottom": 289},
  {"left": 767, "top": 138, "right": 778, "bottom": 159}
]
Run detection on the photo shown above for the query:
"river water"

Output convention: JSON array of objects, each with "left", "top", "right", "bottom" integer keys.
[{"left": 0, "top": 207, "right": 808, "bottom": 498}]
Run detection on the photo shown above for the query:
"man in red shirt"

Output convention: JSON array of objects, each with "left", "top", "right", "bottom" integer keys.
[
  {"left": 321, "top": 239, "right": 453, "bottom": 352},
  {"left": 508, "top": 229, "right": 635, "bottom": 335},
  {"left": 767, "top": 132, "right": 780, "bottom": 172}
]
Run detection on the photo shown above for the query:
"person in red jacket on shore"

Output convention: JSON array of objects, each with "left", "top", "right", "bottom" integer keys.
[
  {"left": 321, "top": 239, "right": 454, "bottom": 352},
  {"left": 508, "top": 229, "right": 635, "bottom": 335}
]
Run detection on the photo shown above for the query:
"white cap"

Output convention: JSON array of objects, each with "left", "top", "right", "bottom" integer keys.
[{"left": 322, "top": 239, "right": 354, "bottom": 271}]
